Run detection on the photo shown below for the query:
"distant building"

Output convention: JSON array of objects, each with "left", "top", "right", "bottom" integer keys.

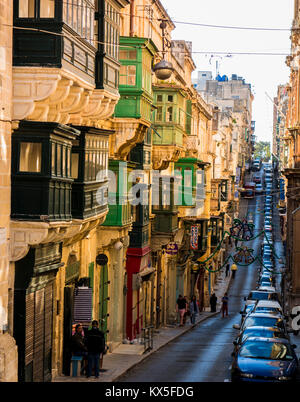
[{"left": 192, "top": 71, "right": 213, "bottom": 91}]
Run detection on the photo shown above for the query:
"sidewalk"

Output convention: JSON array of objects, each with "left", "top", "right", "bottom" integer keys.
[{"left": 53, "top": 273, "right": 232, "bottom": 383}]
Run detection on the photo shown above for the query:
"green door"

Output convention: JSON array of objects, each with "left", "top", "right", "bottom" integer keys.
[{"left": 99, "top": 264, "right": 109, "bottom": 336}]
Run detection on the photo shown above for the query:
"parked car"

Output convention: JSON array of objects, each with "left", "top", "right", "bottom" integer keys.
[
  {"left": 255, "top": 184, "right": 264, "bottom": 194},
  {"left": 252, "top": 300, "right": 283, "bottom": 315},
  {"left": 232, "top": 326, "right": 289, "bottom": 354},
  {"left": 240, "top": 303, "right": 256, "bottom": 323},
  {"left": 231, "top": 337, "right": 298, "bottom": 382},
  {"left": 253, "top": 175, "right": 261, "bottom": 184},
  {"left": 233, "top": 312, "right": 287, "bottom": 334},
  {"left": 244, "top": 290, "right": 280, "bottom": 305}
]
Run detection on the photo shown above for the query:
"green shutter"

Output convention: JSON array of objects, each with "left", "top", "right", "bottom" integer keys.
[{"left": 186, "top": 100, "right": 192, "bottom": 134}]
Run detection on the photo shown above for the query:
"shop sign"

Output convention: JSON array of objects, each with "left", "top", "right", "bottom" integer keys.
[
  {"left": 96, "top": 253, "right": 108, "bottom": 266},
  {"left": 190, "top": 225, "right": 199, "bottom": 250},
  {"left": 166, "top": 242, "right": 178, "bottom": 255}
]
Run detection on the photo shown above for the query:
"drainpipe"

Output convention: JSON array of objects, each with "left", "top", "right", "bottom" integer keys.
[{"left": 130, "top": 0, "right": 135, "bottom": 37}]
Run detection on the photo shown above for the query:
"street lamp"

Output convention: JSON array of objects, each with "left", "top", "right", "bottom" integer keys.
[{"left": 153, "top": 20, "right": 173, "bottom": 80}]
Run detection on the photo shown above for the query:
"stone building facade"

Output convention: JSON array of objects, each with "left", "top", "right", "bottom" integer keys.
[{"left": 0, "top": 0, "right": 18, "bottom": 382}]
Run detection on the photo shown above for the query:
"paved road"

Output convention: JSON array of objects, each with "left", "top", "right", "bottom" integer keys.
[{"left": 119, "top": 185, "right": 266, "bottom": 382}]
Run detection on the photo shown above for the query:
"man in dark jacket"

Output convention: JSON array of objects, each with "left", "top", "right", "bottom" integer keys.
[{"left": 85, "top": 320, "right": 105, "bottom": 378}]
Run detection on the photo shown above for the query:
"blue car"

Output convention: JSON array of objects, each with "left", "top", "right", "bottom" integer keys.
[
  {"left": 232, "top": 326, "right": 289, "bottom": 354},
  {"left": 231, "top": 337, "right": 298, "bottom": 382}
]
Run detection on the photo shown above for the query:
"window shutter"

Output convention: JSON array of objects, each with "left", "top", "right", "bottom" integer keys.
[
  {"left": 25, "top": 292, "right": 35, "bottom": 366},
  {"left": 73, "top": 287, "right": 93, "bottom": 323},
  {"left": 33, "top": 289, "right": 45, "bottom": 382}
]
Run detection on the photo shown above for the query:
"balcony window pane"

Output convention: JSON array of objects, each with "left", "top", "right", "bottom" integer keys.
[
  {"left": 56, "top": 144, "right": 62, "bottom": 176},
  {"left": 128, "top": 65, "right": 136, "bottom": 86},
  {"left": 77, "top": 0, "right": 82, "bottom": 35},
  {"left": 156, "top": 106, "right": 163, "bottom": 122},
  {"left": 63, "top": 0, "right": 68, "bottom": 22},
  {"left": 51, "top": 142, "right": 56, "bottom": 175},
  {"left": 20, "top": 142, "right": 42, "bottom": 172},
  {"left": 19, "top": 0, "right": 35, "bottom": 18},
  {"left": 67, "top": 148, "right": 71, "bottom": 177},
  {"left": 72, "top": 0, "right": 78, "bottom": 32},
  {"left": 62, "top": 146, "right": 66, "bottom": 176},
  {"left": 167, "top": 106, "right": 173, "bottom": 122},
  {"left": 40, "top": 0, "right": 55, "bottom": 18},
  {"left": 85, "top": 152, "right": 89, "bottom": 180},
  {"left": 72, "top": 153, "right": 79, "bottom": 179}
]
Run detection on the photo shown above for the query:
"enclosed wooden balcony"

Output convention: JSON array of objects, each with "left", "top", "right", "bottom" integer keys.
[{"left": 12, "top": 0, "right": 129, "bottom": 125}]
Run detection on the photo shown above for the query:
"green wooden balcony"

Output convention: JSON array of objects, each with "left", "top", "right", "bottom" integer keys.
[{"left": 114, "top": 37, "right": 157, "bottom": 123}]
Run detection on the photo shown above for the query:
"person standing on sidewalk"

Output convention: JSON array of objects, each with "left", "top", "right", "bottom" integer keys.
[
  {"left": 225, "top": 263, "right": 230, "bottom": 277},
  {"left": 85, "top": 320, "right": 106, "bottom": 378},
  {"left": 176, "top": 294, "right": 187, "bottom": 327},
  {"left": 189, "top": 296, "right": 199, "bottom": 324},
  {"left": 210, "top": 293, "right": 217, "bottom": 312},
  {"left": 70, "top": 324, "right": 88, "bottom": 375},
  {"left": 231, "top": 263, "right": 238, "bottom": 279},
  {"left": 221, "top": 293, "right": 229, "bottom": 318}
]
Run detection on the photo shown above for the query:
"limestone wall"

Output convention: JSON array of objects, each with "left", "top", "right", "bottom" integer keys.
[{"left": 0, "top": 0, "right": 18, "bottom": 382}]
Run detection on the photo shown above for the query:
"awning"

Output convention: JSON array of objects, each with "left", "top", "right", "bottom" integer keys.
[{"left": 138, "top": 267, "right": 156, "bottom": 278}]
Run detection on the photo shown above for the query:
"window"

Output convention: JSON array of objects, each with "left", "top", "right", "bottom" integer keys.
[
  {"left": 156, "top": 106, "right": 163, "bottom": 121},
  {"left": 62, "top": 0, "right": 95, "bottom": 44},
  {"left": 19, "top": 142, "right": 42, "bottom": 172},
  {"left": 19, "top": 0, "right": 35, "bottom": 17},
  {"left": 119, "top": 65, "right": 136, "bottom": 86},
  {"left": 104, "top": 1, "right": 120, "bottom": 60},
  {"left": 120, "top": 50, "right": 137, "bottom": 60},
  {"left": 18, "top": 0, "right": 55, "bottom": 18},
  {"left": 168, "top": 95, "right": 174, "bottom": 103},
  {"left": 167, "top": 106, "right": 173, "bottom": 122},
  {"left": 40, "top": 0, "right": 55, "bottom": 18},
  {"left": 157, "top": 95, "right": 163, "bottom": 103}
]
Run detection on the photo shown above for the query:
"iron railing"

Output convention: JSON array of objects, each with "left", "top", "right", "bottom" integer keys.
[{"left": 141, "top": 325, "right": 154, "bottom": 353}]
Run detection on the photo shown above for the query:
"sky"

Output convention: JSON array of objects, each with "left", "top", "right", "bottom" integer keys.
[{"left": 161, "top": 0, "right": 293, "bottom": 144}]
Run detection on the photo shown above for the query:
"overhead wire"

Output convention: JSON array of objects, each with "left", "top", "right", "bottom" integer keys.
[
  {"left": 60, "top": 1, "right": 292, "bottom": 32},
  {"left": 4, "top": 25, "right": 291, "bottom": 56}
]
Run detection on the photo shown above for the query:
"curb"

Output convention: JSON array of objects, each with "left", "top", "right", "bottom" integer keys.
[{"left": 111, "top": 276, "right": 233, "bottom": 382}]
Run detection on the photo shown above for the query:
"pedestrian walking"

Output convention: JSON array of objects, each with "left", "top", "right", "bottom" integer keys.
[
  {"left": 189, "top": 296, "right": 199, "bottom": 324},
  {"left": 231, "top": 263, "right": 238, "bottom": 279},
  {"left": 225, "top": 263, "right": 230, "bottom": 277},
  {"left": 85, "top": 320, "right": 106, "bottom": 378},
  {"left": 210, "top": 293, "right": 217, "bottom": 312},
  {"left": 70, "top": 324, "right": 88, "bottom": 375},
  {"left": 221, "top": 292, "right": 229, "bottom": 318},
  {"left": 176, "top": 294, "right": 187, "bottom": 327},
  {"left": 183, "top": 296, "right": 189, "bottom": 325}
]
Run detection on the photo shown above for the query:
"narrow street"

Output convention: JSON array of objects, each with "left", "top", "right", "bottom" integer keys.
[{"left": 119, "top": 182, "right": 265, "bottom": 382}]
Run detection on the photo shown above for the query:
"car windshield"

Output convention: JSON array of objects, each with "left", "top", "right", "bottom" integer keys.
[
  {"left": 241, "top": 329, "right": 274, "bottom": 343},
  {"left": 239, "top": 341, "right": 294, "bottom": 360},
  {"left": 249, "top": 292, "right": 277, "bottom": 301},
  {"left": 255, "top": 307, "right": 280, "bottom": 313},
  {"left": 243, "top": 316, "right": 284, "bottom": 329}
]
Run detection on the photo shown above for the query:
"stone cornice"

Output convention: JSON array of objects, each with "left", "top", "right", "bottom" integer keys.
[
  {"left": 111, "top": 118, "right": 150, "bottom": 159},
  {"left": 10, "top": 211, "right": 108, "bottom": 262},
  {"left": 152, "top": 144, "right": 184, "bottom": 170},
  {"left": 13, "top": 67, "right": 119, "bottom": 127}
]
